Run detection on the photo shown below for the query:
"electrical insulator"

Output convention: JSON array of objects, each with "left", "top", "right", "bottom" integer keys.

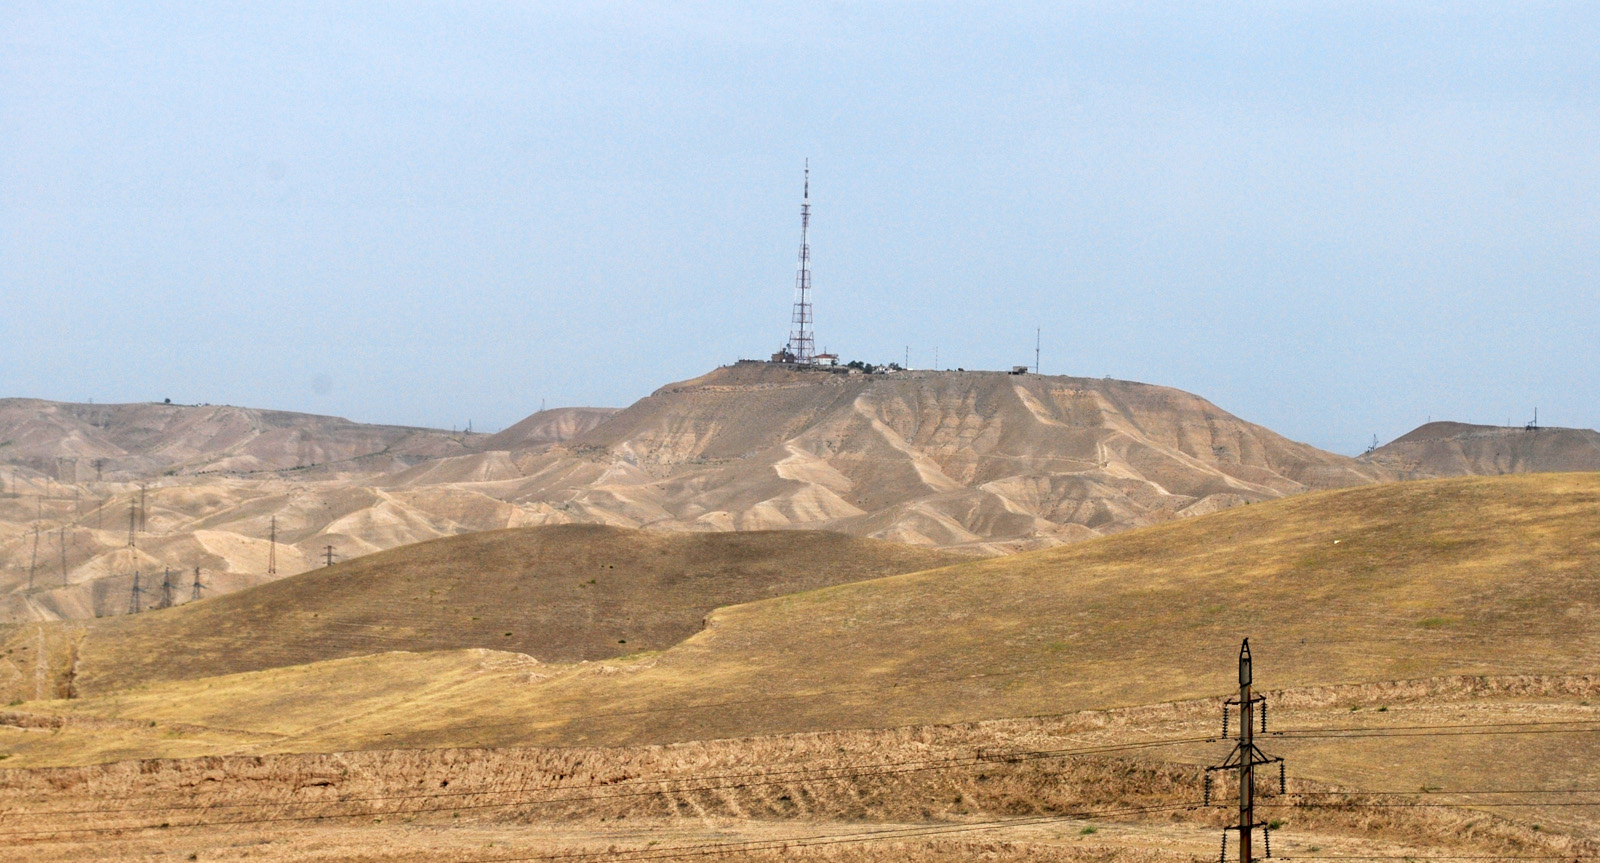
[
  {"left": 1260, "top": 700, "right": 1267, "bottom": 732},
  {"left": 1264, "top": 825, "right": 1272, "bottom": 858},
  {"left": 1204, "top": 773, "right": 1212, "bottom": 805},
  {"left": 1222, "top": 705, "right": 1229, "bottom": 738},
  {"left": 1279, "top": 761, "right": 1287, "bottom": 794},
  {"left": 1219, "top": 832, "right": 1228, "bottom": 863}
]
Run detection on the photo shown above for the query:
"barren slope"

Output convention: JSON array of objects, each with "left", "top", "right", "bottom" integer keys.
[
  {"left": 1363, "top": 420, "right": 1600, "bottom": 477},
  {"left": 0, "top": 524, "right": 960, "bottom": 699},
  {"left": 13, "top": 473, "right": 1598, "bottom": 758},
  {"left": 526, "top": 363, "right": 1386, "bottom": 550},
  {"left": 0, "top": 367, "right": 1384, "bottom": 622}
]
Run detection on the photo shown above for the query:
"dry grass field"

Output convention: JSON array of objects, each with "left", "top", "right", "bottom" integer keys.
[
  {"left": 0, "top": 524, "right": 960, "bottom": 700},
  {"left": 1, "top": 472, "right": 1596, "bottom": 860}
]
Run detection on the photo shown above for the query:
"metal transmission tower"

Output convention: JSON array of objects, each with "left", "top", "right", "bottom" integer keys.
[
  {"left": 190, "top": 567, "right": 205, "bottom": 603},
  {"left": 785, "top": 161, "right": 815, "bottom": 364},
  {"left": 267, "top": 515, "right": 278, "bottom": 576},
  {"left": 1207, "top": 639, "right": 1286, "bottom": 863},
  {"left": 159, "top": 568, "right": 175, "bottom": 609},
  {"left": 58, "top": 526, "right": 68, "bottom": 587},
  {"left": 128, "top": 571, "right": 144, "bottom": 614},
  {"left": 27, "top": 525, "right": 40, "bottom": 591},
  {"left": 127, "top": 498, "right": 137, "bottom": 548},
  {"left": 138, "top": 483, "right": 147, "bottom": 532},
  {"left": 324, "top": 545, "right": 336, "bottom": 567}
]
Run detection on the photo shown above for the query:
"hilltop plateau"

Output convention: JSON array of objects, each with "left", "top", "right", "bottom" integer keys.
[{"left": 1362, "top": 420, "right": 1600, "bottom": 477}]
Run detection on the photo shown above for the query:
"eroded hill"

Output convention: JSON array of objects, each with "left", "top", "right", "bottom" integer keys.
[{"left": 0, "top": 366, "right": 1385, "bottom": 621}]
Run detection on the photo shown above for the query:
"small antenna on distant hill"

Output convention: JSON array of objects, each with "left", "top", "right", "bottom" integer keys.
[
  {"left": 1525, "top": 407, "right": 1539, "bottom": 431},
  {"left": 1364, "top": 434, "right": 1378, "bottom": 455},
  {"left": 267, "top": 515, "right": 278, "bottom": 576},
  {"left": 190, "top": 567, "right": 204, "bottom": 603},
  {"left": 1035, "top": 327, "right": 1041, "bottom": 374}
]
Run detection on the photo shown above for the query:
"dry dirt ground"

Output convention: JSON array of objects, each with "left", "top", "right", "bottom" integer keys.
[{"left": 1, "top": 684, "right": 1594, "bottom": 862}]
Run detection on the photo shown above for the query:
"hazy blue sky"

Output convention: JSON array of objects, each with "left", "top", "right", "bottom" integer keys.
[{"left": 4, "top": 2, "right": 1596, "bottom": 452}]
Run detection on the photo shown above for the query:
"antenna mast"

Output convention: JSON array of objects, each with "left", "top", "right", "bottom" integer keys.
[{"left": 785, "top": 161, "right": 815, "bottom": 364}]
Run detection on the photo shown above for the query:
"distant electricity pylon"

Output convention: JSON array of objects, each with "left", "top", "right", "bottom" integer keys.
[
  {"left": 324, "top": 545, "right": 336, "bottom": 567},
  {"left": 1207, "top": 639, "right": 1286, "bottom": 863},
  {"left": 190, "top": 567, "right": 205, "bottom": 603},
  {"left": 138, "top": 483, "right": 148, "bottom": 532},
  {"left": 267, "top": 515, "right": 278, "bottom": 576},
  {"left": 159, "top": 568, "right": 175, "bottom": 609},
  {"left": 127, "top": 498, "right": 137, "bottom": 548},
  {"left": 58, "top": 525, "right": 68, "bottom": 587},
  {"left": 785, "top": 161, "right": 815, "bottom": 364},
  {"left": 128, "top": 571, "right": 144, "bottom": 614},
  {"left": 28, "top": 525, "right": 40, "bottom": 592}
]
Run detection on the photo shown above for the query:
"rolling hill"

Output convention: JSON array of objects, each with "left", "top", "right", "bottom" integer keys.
[
  {"left": 4, "top": 473, "right": 1598, "bottom": 862},
  {"left": 8, "top": 472, "right": 1597, "bottom": 761},
  {"left": 0, "top": 363, "right": 1392, "bottom": 622},
  {"left": 511, "top": 362, "right": 1388, "bottom": 549},
  {"left": 1362, "top": 420, "right": 1600, "bottom": 477},
  {"left": 0, "top": 524, "right": 961, "bottom": 700}
]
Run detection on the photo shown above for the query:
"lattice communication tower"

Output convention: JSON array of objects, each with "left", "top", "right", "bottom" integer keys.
[{"left": 785, "top": 161, "right": 815, "bottom": 364}]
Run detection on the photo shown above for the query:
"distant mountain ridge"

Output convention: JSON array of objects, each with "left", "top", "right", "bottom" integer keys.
[
  {"left": 1361, "top": 420, "right": 1600, "bottom": 477},
  {"left": 0, "top": 364, "right": 1392, "bottom": 620}
]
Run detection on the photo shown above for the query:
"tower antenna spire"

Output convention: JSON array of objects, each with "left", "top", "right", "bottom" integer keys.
[{"left": 785, "top": 160, "right": 815, "bottom": 364}]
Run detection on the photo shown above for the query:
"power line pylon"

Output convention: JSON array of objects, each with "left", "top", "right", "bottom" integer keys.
[
  {"left": 191, "top": 567, "right": 204, "bottom": 602},
  {"left": 159, "top": 568, "right": 175, "bottom": 609},
  {"left": 1207, "top": 639, "right": 1286, "bottom": 863},
  {"left": 129, "top": 571, "right": 144, "bottom": 614},
  {"left": 127, "top": 497, "right": 138, "bottom": 548},
  {"left": 267, "top": 515, "right": 278, "bottom": 576},
  {"left": 28, "top": 525, "right": 40, "bottom": 591},
  {"left": 324, "top": 544, "right": 335, "bottom": 567},
  {"left": 58, "top": 525, "right": 68, "bottom": 587},
  {"left": 138, "top": 483, "right": 147, "bottom": 532},
  {"left": 785, "top": 160, "right": 815, "bottom": 364}
]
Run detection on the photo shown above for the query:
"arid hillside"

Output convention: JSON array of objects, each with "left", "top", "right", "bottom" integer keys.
[
  {"left": 0, "top": 524, "right": 960, "bottom": 699},
  {"left": 3, "top": 474, "right": 1598, "bottom": 861},
  {"left": 9, "top": 472, "right": 1597, "bottom": 761},
  {"left": 1362, "top": 420, "right": 1600, "bottom": 477},
  {"left": 0, "top": 367, "right": 1384, "bottom": 622},
  {"left": 516, "top": 363, "right": 1386, "bottom": 550},
  {"left": 0, "top": 398, "right": 468, "bottom": 479}
]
